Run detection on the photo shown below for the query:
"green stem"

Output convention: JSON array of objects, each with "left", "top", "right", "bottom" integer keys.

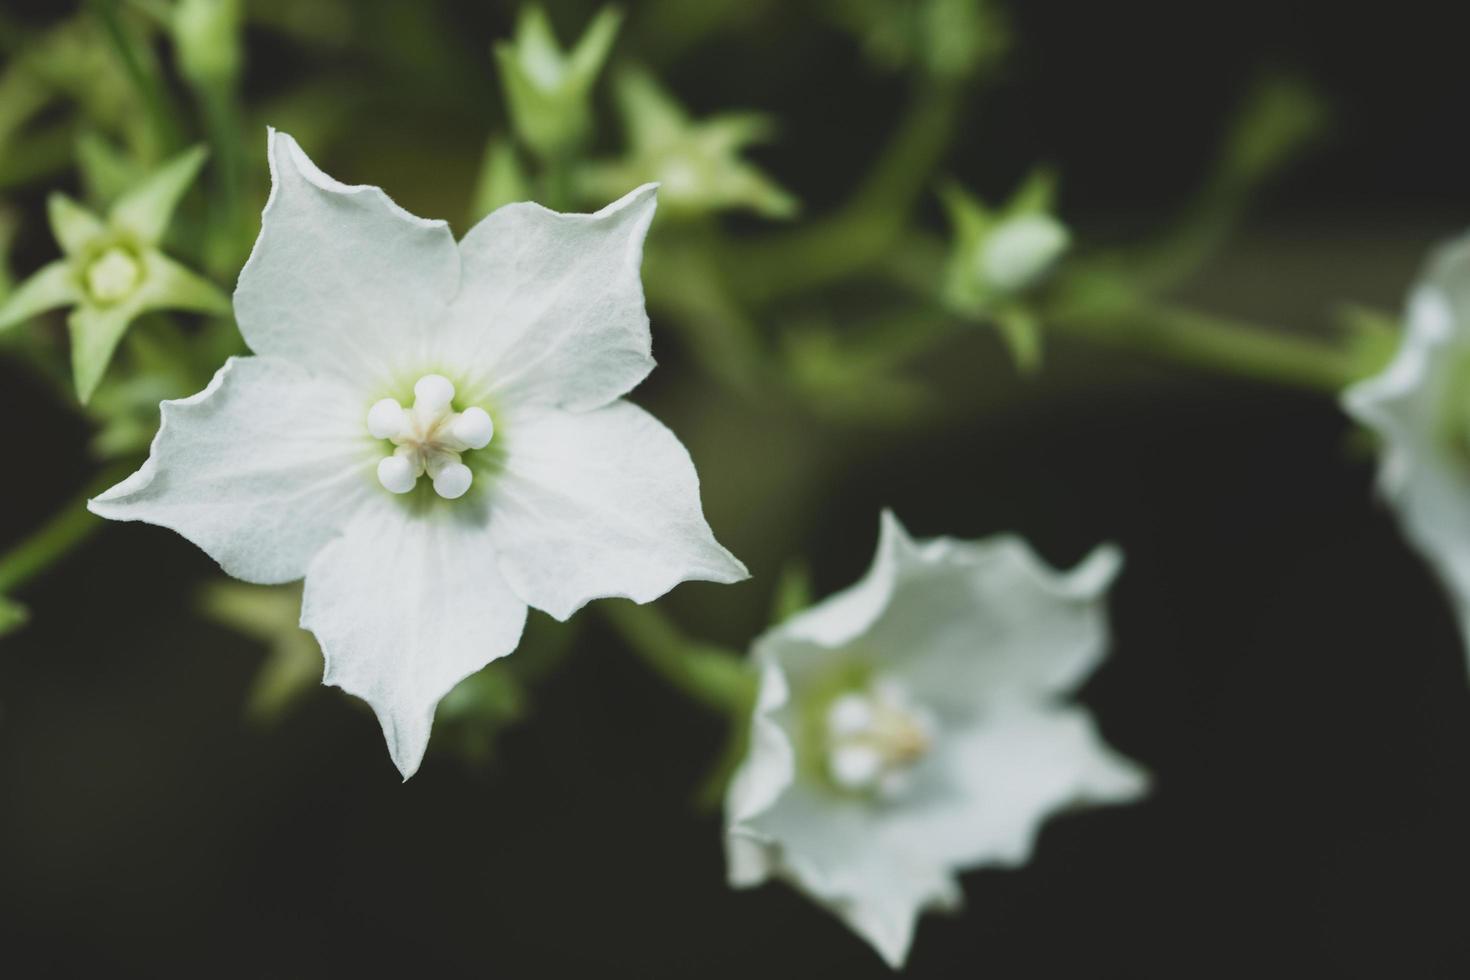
[
  {"left": 88, "top": 0, "right": 183, "bottom": 153},
  {"left": 724, "top": 80, "right": 964, "bottom": 304},
  {"left": 1049, "top": 299, "right": 1356, "bottom": 393},
  {"left": 601, "top": 601, "right": 756, "bottom": 716},
  {"left": 0, "top": 466, "right": 132, "bottom": 594}
]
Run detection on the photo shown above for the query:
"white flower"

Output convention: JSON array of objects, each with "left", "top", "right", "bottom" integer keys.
[
  {"left": 1343, "top": 234, "right": 1470, "bottom": 648},
  {"left": 89, "top": 129, "right": 747, "bottom": 778},
  {"left": 724, "top": 511, "right": 1147, "bottom": 968}
]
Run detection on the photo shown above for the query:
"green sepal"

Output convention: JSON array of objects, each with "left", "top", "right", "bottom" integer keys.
[
  {"left": 109, "top": 144, "right": 210, "bottom": 245},
  {"left": 0, "top": 260, "right": 80, "bottom": 333},
  {"left": 770, "top": 559, "right": 814, "bottom": 626},
  {"left": 47, "top": 193, "right": 107, "bottom": 256},
  {"left": 580, "top": 66, "right": 798, "bottom": 219},
  {"left": 0, "top": 594, "right": 27, "bottom": 637}
]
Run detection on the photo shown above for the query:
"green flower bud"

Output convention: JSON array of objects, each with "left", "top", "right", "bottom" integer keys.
[
  {"left": 493, "top": 5, "right": 622, "bottom": 159},
  {"left": 173, "top": 0, "right": 243, "bottom": 87}
]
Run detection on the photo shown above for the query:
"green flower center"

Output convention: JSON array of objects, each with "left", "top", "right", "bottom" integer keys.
[
  {"left": 84, "top": 246, "right": 143, "bottom": 305},
  {"left": 798, "top": 665, "right": 936, "bottom": 801}
]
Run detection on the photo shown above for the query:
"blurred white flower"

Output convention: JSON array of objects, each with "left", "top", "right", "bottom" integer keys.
[
  {"left": 724, "top": 511, "right": 1147, "bottom": 967},
  {"left": 90, "top": 129, "right": 746, "bottom": 779},
  {"left": 1344, "top": 235, "right": 1470, "bottom": 649}
]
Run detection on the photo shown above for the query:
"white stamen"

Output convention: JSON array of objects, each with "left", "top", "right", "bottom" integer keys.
[
  {"left": 367, "top": 398, "right": 407, "bottom": 440},
  {"left": 451, "top": 406, "right": 494, "bottom": 450},
  {"left": 830, "top": 744, "right": 883, "bottom": 790},
  {"left": 432, "top": 461, "right": 473, "bottom": 500},
  {"left": 824, "top": 679, "right": 937, "bottom": 799},
  {"left": 827, "top": 694, "right": 874, "bottom": 737},
  {"left": 413, "top": 374, "right": 456, "bottom": 412},
  {"left": 377, "top": 455, "right": 417, "bottom": 494},
  {"left": 368, "top": 375, "right": 493, "bottom": 501}
]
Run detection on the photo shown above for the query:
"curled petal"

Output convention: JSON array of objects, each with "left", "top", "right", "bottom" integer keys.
[
  {"left": 234, "top": 129, "right": 459, "bottom": 386},
  {"left": 489, "top": 400, "right": 747, "bottom": 621},
  {"left": 88, "top": 356, "right": 375, "bottom": 583},
  {"left": 301, "top": 496, "right": 529, "bottom": 779}
]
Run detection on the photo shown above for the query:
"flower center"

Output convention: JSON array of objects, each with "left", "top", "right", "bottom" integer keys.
[
  {"left": 368, "top": 374, "right": 494, "bottom": 500},
  {"left": 823, "top": 679, "right": 936, "bottom": 799},
  {"left": 84, "top": 246, "right": 143, "bottom": 305}
]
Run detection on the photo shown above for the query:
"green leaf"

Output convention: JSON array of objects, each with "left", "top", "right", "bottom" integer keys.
[
  {"left": 0, "top": 260, "right": 80, "bottom": 332},
  {"left": 109, "top": 144, "right": 209, "bottom": 244},
  {"left": 46, "top": 193, "right": 106, "bottom": 256}
]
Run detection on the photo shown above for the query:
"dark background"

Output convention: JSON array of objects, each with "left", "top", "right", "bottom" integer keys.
[{"left": 4, "top": 0, "right": 1470, "bottom": 976}]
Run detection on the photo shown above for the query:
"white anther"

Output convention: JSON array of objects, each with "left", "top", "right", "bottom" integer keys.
[
  {"left": 827, "top": 694, "right": 874, "bottom": 738},
  {"left": 414, "top": 374, "right": 456, "bottom": 412},
  {"left": 829, "top": 744, "right": 883, "bottom": 790},
  {"left": 451, "top": 406, "right": 494, "bottom": 450},
  {"left": 377, "top": 455, "right": 418, "bottom": 494},
  {"left": 432, "top": 461, "right": 473, "bottom": 500},
  {"left": 367, "top": 398, "right": 407, "bottom": 439}
]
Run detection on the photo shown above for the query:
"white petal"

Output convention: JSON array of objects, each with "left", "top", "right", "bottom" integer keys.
[
  {"left": 300, "top": 495, "right": 528, "bottom": 779},
  {"left": 1343, "top": 234, "right": 1470, "bottom": 604},
  {"left": 488, "top": 400, "right": 746, "bottom": 620},
  {"left": 725, "top": 658, "right": 793, "bottom": 833},
  {"left": 762, "top": 511, "right": 1120, "bottom": 705},
  {"left": 233, "top": 129, "right": 459, "bottom": 386},
  {"left": 883, "top": 706, "right": 1147, "bottom": 874},
  {"left": 889, "top": 535, "right": 1123, "bottom": 709},
  {"left": 440, "top": 183, "right": 658, "bottom": 412},
  {"left": 731, "top": 778, "right": 958, "bottom": 969},
  {"left": 769, "top": 509, "right": 915, "bottom": 649},
  {"left": 88, "top": 356, "right": 375, "bottom": 583}
]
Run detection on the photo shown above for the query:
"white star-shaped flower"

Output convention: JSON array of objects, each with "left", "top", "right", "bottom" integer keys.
[
  {"left": 724, "top": 511, "right": 1147, "bottom": 967},
  {"left": 89, "top": 129, "right": 747, "bottom": 778},
  {"left": 1344, "top": 234, "right": 1470, "bottom": 651}
]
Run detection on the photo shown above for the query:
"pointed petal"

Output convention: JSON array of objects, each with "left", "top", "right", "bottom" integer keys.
[
  {"left": 301, "top": 495, "right": 529, "bottom": 779},
  {"left": 885, "top": 705, "right": 1149, "bottom": 869},
  {"left": 0, "top": 260, "right": 79, "bottom": 332},
  {"left": 47, "top": 193, "right": 105, "bottom": 256},
  {"left": 443, "top": 183, "right": 658, "bottom": 413},
  {"left": 489, "top": 400, "right": 746, "bottom": 621},
  {"left": 769, "top": 512, "right": 1122, "bottom": 707},
  {"left": 1342, "top": 241, "right": 1470, "bottom": 603},
  {"left": 733, "top": 777, "right": 957, "bottom": 969},
  {"left": 108, "top": 145, "right": 208, "bottom": 244},
  {"left": 233, "top": 129, "right": 459, "bottom": 386},
  {"left": 888, "top": 535, "right": 1123, "bottom": 707},
  {"left": 137, "top": 249, "right": 232, "bottom": 315},
  {"left": 68, "top": 301, "right": 141, "bottom": 403},
  {"left": 88, "top": 356, "right": 376, "bottom": 582}
]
